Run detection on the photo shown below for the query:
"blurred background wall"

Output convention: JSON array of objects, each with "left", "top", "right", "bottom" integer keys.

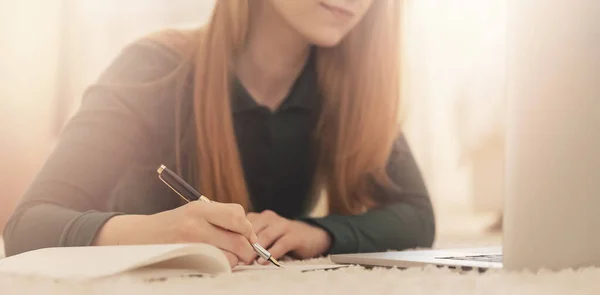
[
  {"left": 0, "top": 0, "right": 216, "bottom": 233},
  {"left": 1, "top": 0, "right": 63, "bottom": 234},
  {"left": 1, "top": 0, "right": 507, "bottom": 237},
  {"left": 402, "top": 0, "right": 507, "bottom": 234}
]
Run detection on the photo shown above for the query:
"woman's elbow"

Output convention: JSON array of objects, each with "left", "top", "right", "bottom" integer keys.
[
  {"left": 416, "top": 197, "right": 436, "bottom": 248},
  {"left": 412, "top": 193, "right": 437, "bottom": 249},
  {"left": 390, "top": 205, "right": 436, "bottom": 251},
  {"left": 2, "top": 204, "right": 64, "bottom": 257},
  {"left": 2, "top": 212, "right": 24, "bottom": 257},
  {"left": 416, "top": 209, "right": 436, "bottom": 248}
]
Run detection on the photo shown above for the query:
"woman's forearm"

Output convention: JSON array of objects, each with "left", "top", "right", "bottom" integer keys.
[
  {"left": 3, "top": 204, "right": 121, "bottom": 256},
  {"left": 302, "top": 197, "right": 435, "bottom": 254}
]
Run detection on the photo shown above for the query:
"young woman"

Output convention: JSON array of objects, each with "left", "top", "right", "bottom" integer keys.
[{"left": 3, "top": 0, "right": 435, "bottom": 267}]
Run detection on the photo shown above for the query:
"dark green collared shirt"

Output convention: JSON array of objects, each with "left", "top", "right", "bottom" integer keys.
[
  {"left": 229, "top": 58, "right": 321, "bottom": 218},
  {"left": 3, "top": 38, "right": 435, "bottom": 257}
]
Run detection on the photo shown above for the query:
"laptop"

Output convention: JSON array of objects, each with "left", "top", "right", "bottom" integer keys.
[{"left": 331, "top": 1, "right": 600, "bottom": 272}]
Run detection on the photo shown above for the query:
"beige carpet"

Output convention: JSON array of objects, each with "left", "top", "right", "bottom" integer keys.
[
  {"left": 1, "top": 257, "right": 599, "bottom": 295},
  {"left": 2, "top": 206, "right": 599, "bottom": 294}
]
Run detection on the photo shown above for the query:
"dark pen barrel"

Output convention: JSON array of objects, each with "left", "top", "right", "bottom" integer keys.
[{"left": 158, "top": 165, "right": 203, "bottom": 202}]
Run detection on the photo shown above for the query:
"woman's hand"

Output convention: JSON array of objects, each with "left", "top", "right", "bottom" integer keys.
[
  {"left": 247, "top": 210, "right": 332, "bottom": 264},
  {"left": 94, "top": 201, "right": 258, "bottom": 268}
]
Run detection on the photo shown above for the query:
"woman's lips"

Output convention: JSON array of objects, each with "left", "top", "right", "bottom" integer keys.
[{"left": 320, "top": 2, "right": 355, "bottom": 21}]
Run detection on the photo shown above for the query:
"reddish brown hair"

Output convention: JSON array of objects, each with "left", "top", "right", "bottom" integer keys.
[{"left": 148, "top": 0, "right": 403, "bottom": 215}]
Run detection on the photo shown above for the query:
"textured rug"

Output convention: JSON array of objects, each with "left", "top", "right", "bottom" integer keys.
[
  {"left": 1, "top": 256, "right": 599, "bottom": 295},
  {"left": 2, "top": 208, "right": 598, "bottom": 294}
]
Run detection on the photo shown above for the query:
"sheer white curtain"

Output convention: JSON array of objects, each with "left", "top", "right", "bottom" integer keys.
[{"left": 402, "top": 0, "right": 507, "bottom": 215}]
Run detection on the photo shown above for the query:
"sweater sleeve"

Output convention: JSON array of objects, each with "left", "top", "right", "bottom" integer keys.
[
  {"left": 2, "top": 40, "right": 182, "bottom": 256},
  {"left": 302, "top": 133, "right": 436, "bottom": 254}
]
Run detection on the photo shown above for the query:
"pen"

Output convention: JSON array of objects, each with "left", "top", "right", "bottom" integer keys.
[{"left": 156, "top": 164, "right": 282, "bottom": 268}]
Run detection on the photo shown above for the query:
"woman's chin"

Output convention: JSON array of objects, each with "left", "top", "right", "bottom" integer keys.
[{"left": 306, "top": 31, "right": 347, "bottom": 48}]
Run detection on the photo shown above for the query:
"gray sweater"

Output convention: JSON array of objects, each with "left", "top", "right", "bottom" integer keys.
[{"left": 3, "top": 39, "right": 435, "bottom": 257}]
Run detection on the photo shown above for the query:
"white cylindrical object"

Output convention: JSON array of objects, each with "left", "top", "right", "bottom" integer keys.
[{"left": 504, "top": 0, "right": 600, "bottom": 271}]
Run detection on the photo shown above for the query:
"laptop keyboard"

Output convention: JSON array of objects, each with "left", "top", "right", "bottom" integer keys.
[{"left": 438, "top": 254, "right": 503, "bottom": 263}]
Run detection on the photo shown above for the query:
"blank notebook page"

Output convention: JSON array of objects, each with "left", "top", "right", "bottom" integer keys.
[{"left": 0, "top": 243, "right": 230, "bottom": 279}]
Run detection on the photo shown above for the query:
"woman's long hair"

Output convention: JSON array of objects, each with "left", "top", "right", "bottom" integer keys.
[{"left": 152, "top": 0, "right": 403, "bottom": 215}]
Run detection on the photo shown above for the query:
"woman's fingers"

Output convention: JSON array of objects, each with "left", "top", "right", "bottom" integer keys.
[
  {"left": 258, "top": 235, "right": 296, "bottom": 264},
  {"left": 205, "top": 222, "right": 256, "bottom": 265},
  {"left": 248, "top": 210, "right": 280, "bottom": 237},
  {"left": 246, "top": 212, "right": 260, "bottom": 223},
  {"left": 256, "top": 219, "right": 288, "bottom": 249},
  {"left": 221, "top": 250, "right": 239, "bottom": 268},
  {"left": 246, "top": 210, "right": 290, "bottom": 262},
  {"left": 193, "top": 201, "right": 258, "bottom": 243}
]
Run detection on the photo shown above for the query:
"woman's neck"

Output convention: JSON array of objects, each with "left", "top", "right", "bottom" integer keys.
[{"left": 235, "top": 2, "right": 311, "bottom": 111}]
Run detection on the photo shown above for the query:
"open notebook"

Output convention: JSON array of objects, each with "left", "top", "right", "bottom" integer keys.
[{"left": 0, "top": 243, "right": 347, "bottom": 280}]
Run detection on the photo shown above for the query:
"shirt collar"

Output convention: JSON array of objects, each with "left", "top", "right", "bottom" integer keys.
[{"left": 230, "top": 47, "right": 319, "bottom": 113}]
